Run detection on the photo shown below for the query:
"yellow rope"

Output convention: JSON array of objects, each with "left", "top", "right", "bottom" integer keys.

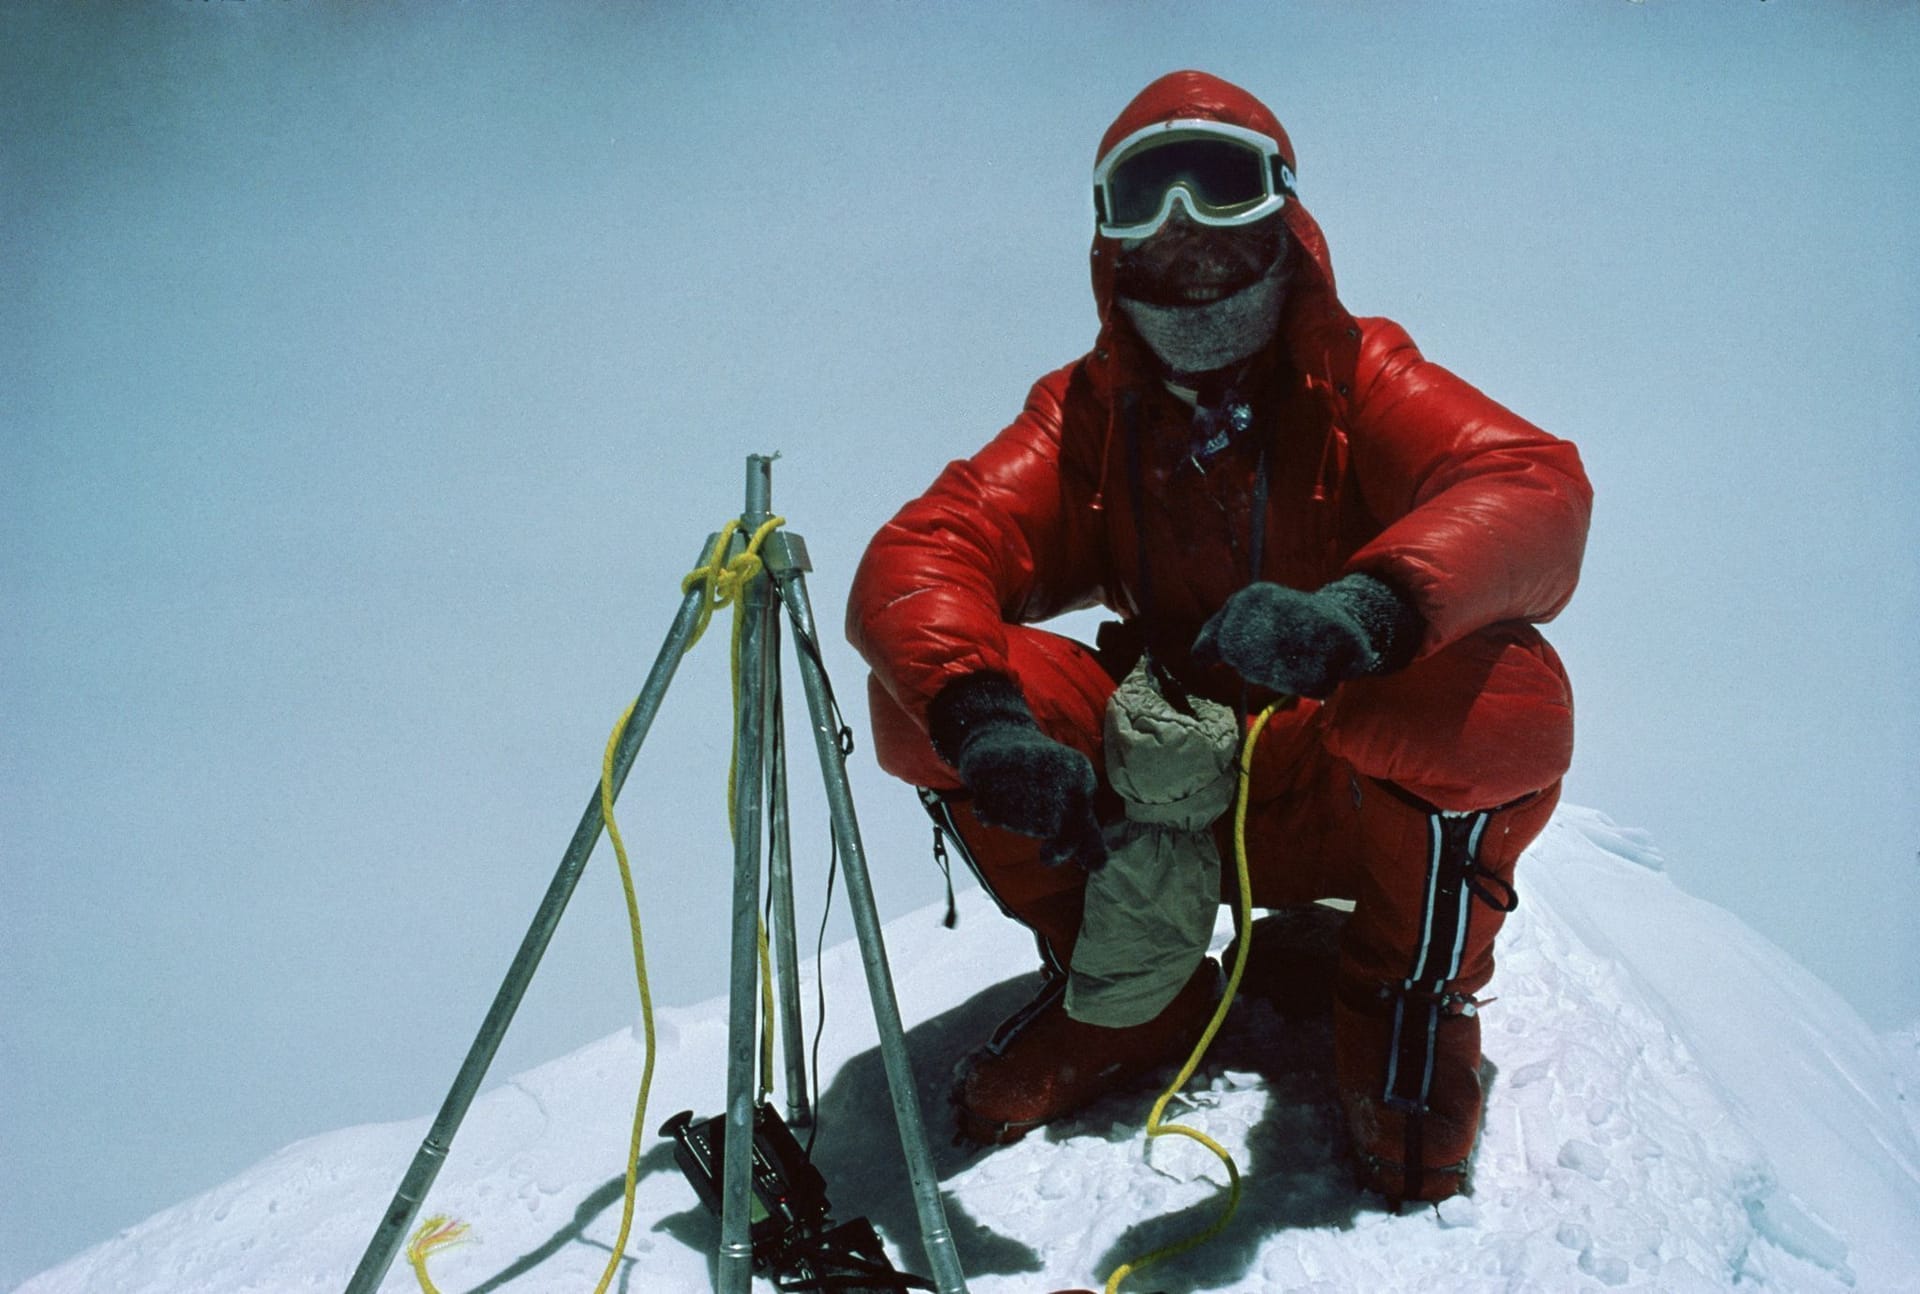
[
  {"left": 680, "top": 517, "right": 791, "bottom": 1102},
  {"left": 681, "top": 517, "right": 787, "bottom": 830},
  {"left": 588, "top": 516, "right": 786, "bottom": 1289},
  {"left": 406, "top": 515, "right": 788, "bottom": 1294},
  {"left": 587, "top": 696, "right": 658, "bottom": 1294},
  {"left": 404, "top": 1216, "right": 471, "bottom": 1294},
  {"left": 1103, "top": 700, "right": 1283, "bottom": 1294}
]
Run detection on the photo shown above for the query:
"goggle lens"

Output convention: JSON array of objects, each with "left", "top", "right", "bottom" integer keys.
[{"left": 1106, "top": 136, "right": 1271, "bottom": 227}]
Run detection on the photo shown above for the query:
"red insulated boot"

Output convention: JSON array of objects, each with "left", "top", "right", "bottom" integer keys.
[
  {"left": 953, "top": 958, "right": 1222, "bottom": 1145},
  {"left": 1330, "top": 786, "right": 1553, "bottom": 1205},
  {"left": 1335, "top": 978, "right": 1487, "bottom": 1204}
]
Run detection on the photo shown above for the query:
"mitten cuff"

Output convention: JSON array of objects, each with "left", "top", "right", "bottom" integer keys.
[
  {"left": 1324, "top": 572, "right": 1426, "bottom": 676},
  {"left": 927, "top": 670, "right": 1036, "bottom": 767}
]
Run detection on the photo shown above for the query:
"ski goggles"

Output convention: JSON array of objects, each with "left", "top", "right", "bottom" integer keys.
[{"left": 1092, "top": 118, "right": 1294, "bottom": 240}]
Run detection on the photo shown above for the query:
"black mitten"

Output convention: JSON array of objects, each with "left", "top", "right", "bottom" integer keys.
[
  {"left": 927, "top": 671, "right": 1106, "bottom": 870},
  {"left": 1190, "top": 572, "right": 1424, "bottom": 698}
]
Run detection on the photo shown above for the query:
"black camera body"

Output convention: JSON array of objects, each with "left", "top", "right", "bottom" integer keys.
[{"left": 660, "top": 1104, "right": 924, "bottom": 1292}]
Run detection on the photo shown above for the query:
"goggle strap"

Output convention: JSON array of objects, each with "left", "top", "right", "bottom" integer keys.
[{"left": 1270, "top": 155, "right": 1293, "bottom": 198}]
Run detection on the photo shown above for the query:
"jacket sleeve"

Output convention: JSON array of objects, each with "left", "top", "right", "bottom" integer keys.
[
  {"left": 1341, "top": 319, "right": 1592, "bottom": 656},
  {"left": 846, "top": 363, "right": 1106, "bottom": 728}
]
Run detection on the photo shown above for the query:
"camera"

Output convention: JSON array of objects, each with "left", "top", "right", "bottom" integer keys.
[{"left": 660, "top": 1104, "right": 933, "bottom": 1292}]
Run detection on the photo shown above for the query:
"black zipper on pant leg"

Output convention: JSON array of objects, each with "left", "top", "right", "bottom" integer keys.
[
  {"left": 918, "top": 787, "right": 1068, "bottom": 978},
  {"left": 929, "top": 818, "right": 959, "bottom": 929}
]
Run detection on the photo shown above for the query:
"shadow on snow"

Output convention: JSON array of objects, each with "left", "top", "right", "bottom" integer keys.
[{"left": 475, "top": 905, "right": 1493, "bottom": 1290}]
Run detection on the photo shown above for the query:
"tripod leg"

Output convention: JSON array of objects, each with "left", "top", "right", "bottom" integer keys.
[
  {"left": 719, "top": 560, "right": 774, "bottom": 1294},
  {"left": 345, "top": 563, "right": 715, "bottom": 1294},
  {"left": 764, "top": 610, "right": 814, "bottom": 1128},
  {"left": 775, "top": 570, "right": 970, "bottom": 1294}
]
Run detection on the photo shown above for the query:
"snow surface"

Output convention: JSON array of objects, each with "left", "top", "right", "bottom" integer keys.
[{"left": 16, "top": 805, "right": 1920, "bottom": 1293}]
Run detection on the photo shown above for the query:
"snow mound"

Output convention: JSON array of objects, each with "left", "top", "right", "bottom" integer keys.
[{"left": 17, "top": 806, "right": 1920, "bottom": 1293}]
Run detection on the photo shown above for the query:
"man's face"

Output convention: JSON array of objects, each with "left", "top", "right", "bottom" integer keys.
[{"left": 1112, "top": 208, "right": 1289, "bottom": 309}]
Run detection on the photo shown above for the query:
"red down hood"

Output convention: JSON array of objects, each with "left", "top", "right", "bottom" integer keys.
[{"left": 1087, "top": 70, "right": 1359, "bottom": 392}]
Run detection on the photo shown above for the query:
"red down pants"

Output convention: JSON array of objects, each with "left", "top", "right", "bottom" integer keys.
[
  {"left": 868, "top": 621, "right": 1573, "bottom": 1193},
  {"left": 870, "top": 620, "right": 1571, "bottom": 969}
]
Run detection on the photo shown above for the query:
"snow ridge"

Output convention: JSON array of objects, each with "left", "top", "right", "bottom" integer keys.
[{"left": 16, "top": 806, "right": 1920, "bottom": 1293}]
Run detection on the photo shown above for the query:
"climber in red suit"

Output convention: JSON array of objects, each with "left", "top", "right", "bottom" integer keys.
[{"left": 846, "top": 70, "right": 1589, "bottom": 1203}]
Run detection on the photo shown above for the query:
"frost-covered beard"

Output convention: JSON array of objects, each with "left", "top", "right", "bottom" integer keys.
[{"left": 1117, "top": 256, "right": 1288, "bottom": 377}]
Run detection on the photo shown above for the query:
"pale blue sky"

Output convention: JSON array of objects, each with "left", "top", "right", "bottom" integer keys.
[{"left": 4, "top": 1, "right": 1916, "bottom": 1285}]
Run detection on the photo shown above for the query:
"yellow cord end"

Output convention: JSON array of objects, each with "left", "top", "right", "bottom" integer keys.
[
  {"left": 408, "top": 1214, "right": 471, "bottom": 1257},
  {"left": 405, "top": 1215, "right": 472, "bottom": 1294}
]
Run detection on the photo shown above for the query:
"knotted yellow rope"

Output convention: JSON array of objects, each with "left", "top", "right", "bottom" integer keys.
[
  {"left": 1104, "top": 700, "right": 1282, "bottom": 1294},
  {"left": 682, "top": 517, "right": 789, "bottom": 1102},
  {"left": 680, "top": 517, "right": 787, "bottom": 655},
  {"left": 407, "top": 515, "right": 788, "bottom": 1294},
  {"left": 588, "top": 514, "right": 789, "bottom": 1284}
]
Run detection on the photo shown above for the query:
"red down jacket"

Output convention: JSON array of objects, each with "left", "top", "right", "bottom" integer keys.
[{"left": 848, "top": 71, "right": 1591, "bottom": 786}]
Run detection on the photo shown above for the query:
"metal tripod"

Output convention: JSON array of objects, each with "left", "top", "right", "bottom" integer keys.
[{"left": 345, "top": 455, "right": 967, "bottom": 1293}]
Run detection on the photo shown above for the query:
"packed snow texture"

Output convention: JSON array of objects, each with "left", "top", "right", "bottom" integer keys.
[{"left": 18, "top": 805, "right": 1920, "bottom": 1293}]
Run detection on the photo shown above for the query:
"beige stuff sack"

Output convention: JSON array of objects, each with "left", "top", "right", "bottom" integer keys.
[{"left": 1066, "top": 658, "right": 1238, "bottom": 1027}]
